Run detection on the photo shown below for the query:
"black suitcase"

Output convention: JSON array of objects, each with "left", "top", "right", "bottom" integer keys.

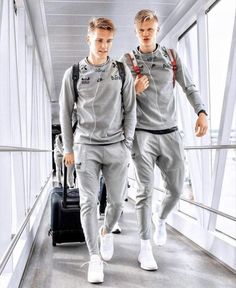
[{"left": 49, "top": 166, "right": 85, "bottom": 246}]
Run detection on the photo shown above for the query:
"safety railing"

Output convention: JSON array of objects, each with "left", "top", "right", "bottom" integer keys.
[
  {"left": 0, "top": 171, "right": 52, "bottom": 275},
  {"left": 0, "top": 146, "right": 53, "bottom": 276},
  {"left": 1, "top": 144, "right": 235, "bottom": 276},
  {"left": 184, "top": 144, "right": 236, "bottom": 150},
  {"left": 156, "top": 187, "right": 236, "bottom": 222},
  {"left": 129, "top": 143, "right": 236, "bottom": 222},
  {"left": 0, "top": 146, "right": 52, "bottom": 152}
]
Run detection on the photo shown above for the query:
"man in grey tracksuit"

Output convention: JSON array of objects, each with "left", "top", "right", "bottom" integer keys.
[
  {"left": 53, "top": 134, "right": 75, "bottom": 188},
  {"left": 120, "top": 9, "right": 208, "bottom": 271},
  {"left": 59, "top": 17, "right": 136, "bottom": 283}
]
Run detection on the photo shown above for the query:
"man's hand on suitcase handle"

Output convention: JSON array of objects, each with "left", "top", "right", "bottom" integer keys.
[{"left": 64, "top": 152, "right": 74, "bottom": 166}]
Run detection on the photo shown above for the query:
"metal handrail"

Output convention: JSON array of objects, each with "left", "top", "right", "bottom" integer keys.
[
  {"left": 179, "top": 197, "right": 236, "bottom": 222},
  {"left": 0, "top": 144, "right": 235, "bottom": 152},
  {"left": 0, "top": 171, "right": 52, "bottom": 276},
  {"left": 0, "top": 143, "right": 235, "bottom": 276},
  {"left": 184, "top": 144, "right": 236, "bottom": 150},
  {"left": 0, "top": 146, "right": 52, "bottom": 152},
  {"left": 155, "top": 187, "right": 236, "bottom": 222},
  {"left": 128, "top": 177, "right": 236, "bottom": 222}
]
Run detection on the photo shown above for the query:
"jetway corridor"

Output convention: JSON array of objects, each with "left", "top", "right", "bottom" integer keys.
[
  {"left": 0, "top": 0, "right": 236, "bottom": 287},
  {"left": 19, "top": 198, "right": 236, "bottom": 288}
]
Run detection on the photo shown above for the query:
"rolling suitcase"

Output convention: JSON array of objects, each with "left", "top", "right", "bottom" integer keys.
[{"left": 49, "top": 166, "right": 85, "bottom": 246}]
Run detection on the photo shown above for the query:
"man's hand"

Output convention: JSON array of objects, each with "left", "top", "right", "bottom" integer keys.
[
  {"left": 135, "top": 75, "right": 149, "bottom": 95},
  {"left": 195, "top": 113, "right": 208, "bottom": 137},
  {"left": 64, "top": 152, "right": 74, "bottom": 166}
]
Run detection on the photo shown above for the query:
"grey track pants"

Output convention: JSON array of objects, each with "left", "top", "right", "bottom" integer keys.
[
  {"left": 74, "top": 141, "right": 130, "bottom": 256},
  {"left": 54, "top": 152, "right": 75, "bottom": 187},
  {"left": 132, "top": 130, "right": 185, "bottom": 240}
]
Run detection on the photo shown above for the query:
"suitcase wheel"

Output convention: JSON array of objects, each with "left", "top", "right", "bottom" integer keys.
[
  {"left": 52, "top": 236, "right": 56, "bottom": 247},
  {"left": 48, "top": 229, "right": 57, "bottom": 246}
]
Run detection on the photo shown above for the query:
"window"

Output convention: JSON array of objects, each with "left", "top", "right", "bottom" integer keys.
[
  {"left": 207, "top": 0, "right": 236, "bottom": 239},
  {"left": 216, "top": 106, "right": 236, "bottom": 239},
  {"left": 207, "top": 0, "right": 235, "bottom": 133},
  {"left": 176, "top": 23, "right": 200, "bottom": 219},
  {"left": 0, "top": 0, "right": 52, "bottom": 283}
]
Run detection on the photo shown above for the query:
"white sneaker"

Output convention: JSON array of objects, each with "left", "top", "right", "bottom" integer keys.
[
  {"left": 138, "top": 244, "right": 158, "bottom": 271},
  {"left": 112, "top": 222, "right": 121, "bottom": 234},
  {"left": 87, "top": 255, "right": 104, "bottom": 283},
  {"left": 153, "top": 214, "right": 167, "bottom": 246},
  {"left": 99, "top": 226, "right": 114, "bottom": 261}
]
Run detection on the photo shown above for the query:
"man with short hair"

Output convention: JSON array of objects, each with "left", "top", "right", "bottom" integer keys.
[
  {"left": 59, "top": 17, "right": 136, "bottom": 283},
  {"left": 120, "top": 9, "right": 208, "bottom": 271},
  {"left": 53, "top": 133, "right": 75, "bottom": 188}
]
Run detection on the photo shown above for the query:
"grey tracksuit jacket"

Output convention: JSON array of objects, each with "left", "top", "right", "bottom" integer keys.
[
  {"left": 120, "top": 45, "right": 206, "bottom": 130},
  {"left": 59, "top": 57, "right": 136, "bottom": 152},
  {"left": 54, "top": 135, "right": 63, "bottom": 156}
]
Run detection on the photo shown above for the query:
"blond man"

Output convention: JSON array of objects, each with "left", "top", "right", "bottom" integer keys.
[
  {"left": 120, "top": 9, "right": 208, "bottom": 271},
  {"left": 59, "top": 17, "right": 136, "bottom": 283}
]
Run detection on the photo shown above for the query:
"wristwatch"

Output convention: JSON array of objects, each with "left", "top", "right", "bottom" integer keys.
[{"left": 198, "top": 110, "right": 208, "bottom": 116}]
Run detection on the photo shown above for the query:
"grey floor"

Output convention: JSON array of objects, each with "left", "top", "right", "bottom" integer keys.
[{"left": 20, "top": 199, "right": 236, "bottom": 288}]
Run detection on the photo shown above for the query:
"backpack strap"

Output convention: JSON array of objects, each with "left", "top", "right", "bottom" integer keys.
[
  {"left": 115, "top": 61, "right": 126, "bottom": 93},
  {"left": 71, "top": 63, "right": 79, "bottom": 133},
  {"left": 72, "top": 63, "right": 80, "bottom": 103},
  {"left": 166, "top": 48, "right": 177, "bottom": 87},
  {"left": 127, "top": 51, "right": 142, "bottom": 77},
  {"left": 72, "top": 121, "right": 77, "bottom": 134}
]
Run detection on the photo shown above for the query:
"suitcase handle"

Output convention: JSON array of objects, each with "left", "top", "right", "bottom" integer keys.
[
  {"left": 62, "top": 165, "right": 79, "bottom": 208},
  {"left": 63, "top": 165, "right": 68, "bottom": 207}
]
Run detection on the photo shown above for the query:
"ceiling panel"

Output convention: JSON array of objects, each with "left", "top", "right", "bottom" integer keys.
[
  {"left": 44, "top": 1, "right": 178, "bottom": 15},
  {"left": 46, "top": 14, "right": 166, "bottom": 27}
]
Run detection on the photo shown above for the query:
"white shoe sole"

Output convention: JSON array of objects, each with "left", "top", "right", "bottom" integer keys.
[
  {"left": 88, "top": 276, "right": 104, "bottom": 283},
  {"left": 138, "top": 259, "right": 158, "bottom": 271}
]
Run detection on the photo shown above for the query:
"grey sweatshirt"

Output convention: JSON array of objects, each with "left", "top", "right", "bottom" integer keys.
[
  {"left": 54, "top": 135, "right": 63, "bottom": 155},
  {"left": 59, "top": 57, "right": 136, "bottom": 153},
  {"left": 120, "top": 45, "right": 206, "bottom": 131}
]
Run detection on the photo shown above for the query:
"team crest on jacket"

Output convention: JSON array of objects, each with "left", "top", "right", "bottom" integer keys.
[
  {"left": 111, "top": 74, "right": 121, "bottom": 81},
  {"left": 95, "top": 68, "right": 105, "bottom": 72},
  {"left": 146, "top": 56, "right": 158, "bottom": 61},
  {"left": 111, "top": 65, "right": 121, "bottom": 81},
  {"left": 81, "top": 77, "right": 90, "bottom": 84},
  {"left": 163, "top": 63, "right": 170, "bottom": 69},
  {"left": 80, "top": 65, "right": 88, "bottom": 72}
]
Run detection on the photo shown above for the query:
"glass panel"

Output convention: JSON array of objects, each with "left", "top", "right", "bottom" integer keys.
[
  {"left": 216, "top": 124, "right": 236, "bottom": 238},
  {"left": 176, "top": 24, "right": 199, "bottom": 218},
  {"left": 208, "top": 0, "right": 236, "bottom": 239},
  {"left": 177, "top": 23, "right": 199, "bottom": 133},
  {"left": 218, "top": 149, "right": 236, "bottom": 218},
  {"left": 216, "top": 216, "right": 236, "bottom": 240},
  {"left": 207, "top": 0, "right": 235, "bottom": 133},
  {"left": 178, "top": 24, "right": 199, "bottom": 86}
]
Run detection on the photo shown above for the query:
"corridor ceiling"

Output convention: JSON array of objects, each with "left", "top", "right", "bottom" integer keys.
[{"left": 26, "top": 0, "right": 197, "bottom": 123}]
